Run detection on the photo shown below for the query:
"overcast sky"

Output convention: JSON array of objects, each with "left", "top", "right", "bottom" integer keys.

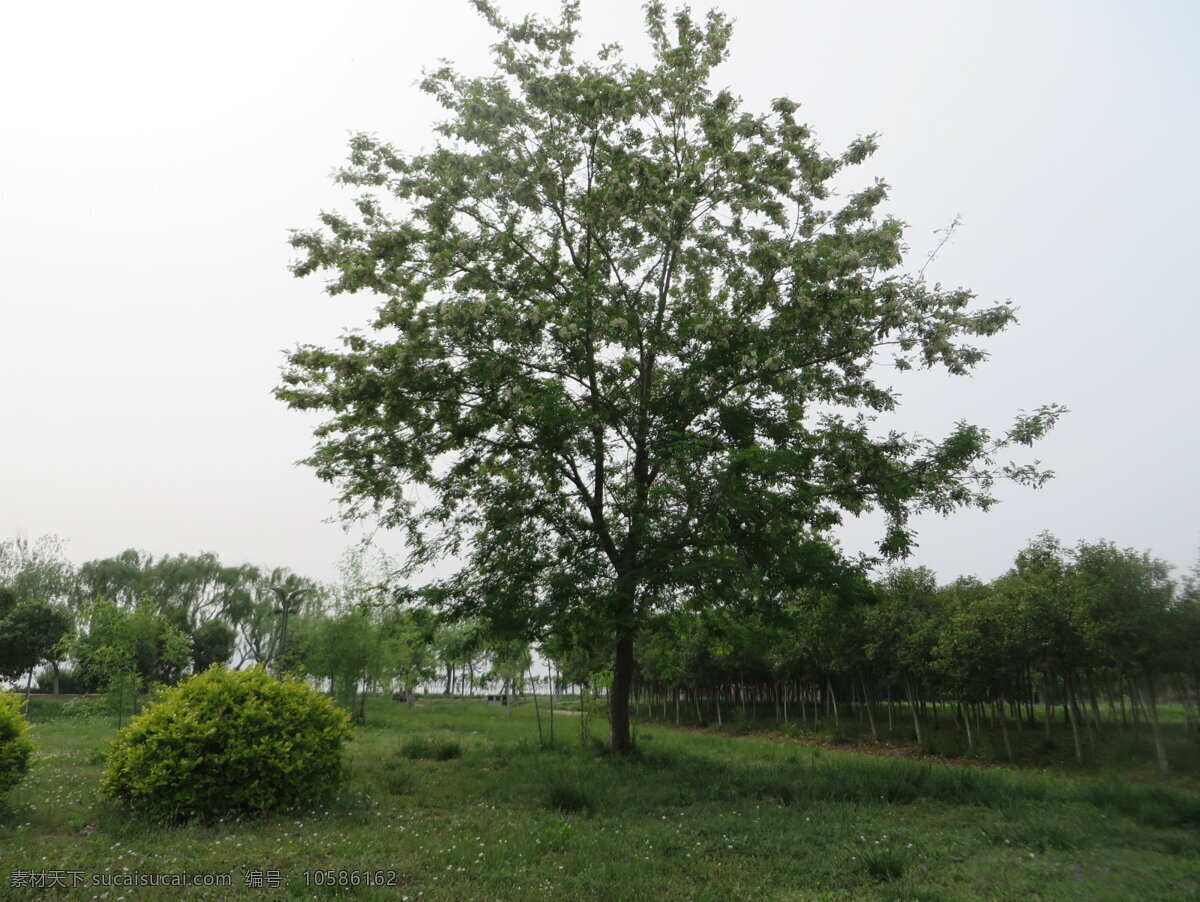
[{"left": 2, "top": 0, "right": 1197, "bottom": 589}]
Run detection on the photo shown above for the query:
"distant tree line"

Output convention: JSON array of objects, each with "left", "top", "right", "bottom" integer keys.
[{"left": 0, "top": 537, "right": 533, "bottom": 725}]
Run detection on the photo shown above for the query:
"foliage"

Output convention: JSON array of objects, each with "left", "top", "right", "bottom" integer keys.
[
  {"left": 0, "top": 597, "right": 73, "bottom": 681},
  {"left": 294, "top": 549, "right": 411, "bottom": 720},
  {"left": 0, "top": 535, "right": 75, "bottom": 607},
  {"left": 34, "top": 665, "right": 92, "bottom": 694},
  {"left": 75, "top": 550, "right": 261, "bottom": 634},
  {"left": 72, "top": 599, "right": 192, "bottom": 692},
  {"left": 300, "top": 607, "right": 381, "bottom": 710},
  {"left": 190, "top": 618, "right": 236, "bottom": 672},
  {"left": 0, "top": 690, "right": 34, "bottom": 795},
  {"left": 277, "top": 0, "right": 1062, "bottom": 751},
  {"left": 101, "top": 665, "right": 352, "bottom": 821}
]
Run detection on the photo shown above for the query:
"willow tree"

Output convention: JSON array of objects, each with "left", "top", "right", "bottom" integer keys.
[{"left": 277, "top": 1, "right": 1062, "bottom": 752}]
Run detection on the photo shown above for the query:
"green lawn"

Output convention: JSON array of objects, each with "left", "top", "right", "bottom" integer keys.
[{"left": 1, "top": 695, "right": 1198, "bottom": 900}]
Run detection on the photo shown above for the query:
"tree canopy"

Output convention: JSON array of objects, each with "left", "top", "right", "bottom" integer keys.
[{"left": 277, "top": 0, "right": 1062, "bottom": 751}]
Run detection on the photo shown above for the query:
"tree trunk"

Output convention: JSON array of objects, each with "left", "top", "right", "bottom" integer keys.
[
  {"left": 1127, "top": 673, "right": 1142, "bottom": 732},
  {"left": 1175, "top": 677, "right": 1194, "bottom": 738},
  {"left": 1064, "top": 677, "right": 1083, "bottom": 764},
  {"left": 1070, "top": 674, "right": 1094, "bottom": 750},
  {"left": 609, "top": 629, "right": 635, "bottom": 753},
  {"left": 1086, "top": 668, "right": 1103, "bottom": 736},
  {"left": 905, "top": 680, "right": 922, "bottom": 745},
  {"left": 1042, "top": 673, "right": 1054, "bottom": 743},
  {"left": 527, "top": 664, "right": 545, "bottom": 749},
  {"left": 998, "top": 692, "right": 1013, "bottom": 761},
  {"left": 862, "top": 676, "right": 878, "bottom": 742},
  {"left": 1140, "top": 670, "right": 1169, "bottom": 774},
  {"left": 548, "top": 666, "right": 556, "bottom": 747}
]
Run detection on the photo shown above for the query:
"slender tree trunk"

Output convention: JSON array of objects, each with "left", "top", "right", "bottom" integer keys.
[
  {"left": 862, "top": 676, "right": 878, "bottom": 742},
  {"left": 715, "top": 686, "right": 723, "bottom": 726},
  {"left": 1191, "top": 670, "right": 1200, "bottom": 737},
  {"left": 998, "top": 692, "right": 1013, "bottom": 761},
  {"left": 1127, "top": 673, "right": 1142, "bottom": 732},
  {"left": 1140, "top": 670, "right": 1169, "bottom": 774},
  {"left": 1042, "top": 673, "right": 1054, "bottom": 743},
  {"left": 1064, "top": 677, "right": 1083, "bottom": 764},
  {"left": 527, "top": 664, "right": 545, "bottom": 749},
  {"left": 886, "top": 685, "right": 894, "bottom": 733},
  {"left": 1025, "top": 667, "right": 1035, "bottom": 726},
  {"left": 827, "top": 677, "right": 840, "bottom": 727},
  {"left": 1070, "top": 674, "right": 1094, "bottom": 750},
  {"left": 1086, "top": 669, "right": 1103, "bottom": 736},
  {"left": 549, "top": 666, "right": 556, "bottom": 747},
  {"left": 1175, "top": 677, "right": 1194, "bottom": 738},
  {"left": 580, "top": 682, "right": 588, "bottom": 746},
  {"left": 905, "top": 680, "right": 923, "bottom": 745}
]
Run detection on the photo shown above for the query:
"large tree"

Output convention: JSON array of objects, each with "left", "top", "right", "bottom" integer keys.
[{"left": 278, "top": 0, "right": 1062, "bottom": 752}]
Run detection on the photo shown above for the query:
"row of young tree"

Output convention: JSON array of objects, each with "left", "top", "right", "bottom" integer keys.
[{"left": 616, "top": 534, "right": 1199, "bottom": 772}]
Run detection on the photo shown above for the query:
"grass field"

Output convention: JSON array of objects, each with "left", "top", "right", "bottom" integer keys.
[{"left": 2, "top": 694, "right": 1199, "bottom": 900}]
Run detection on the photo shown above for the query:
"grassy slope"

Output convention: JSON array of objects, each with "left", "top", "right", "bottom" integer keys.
[{"left": 0, "top": 695, "right": 1198, "bottom": 901}]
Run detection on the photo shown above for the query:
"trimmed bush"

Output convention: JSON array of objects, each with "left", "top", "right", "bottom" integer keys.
[
  {"left": 0, "top": 691, "right": 34, "bottom": 795},
  {"left": 101, "top": 666, "right": 351, "bottom": 821}
]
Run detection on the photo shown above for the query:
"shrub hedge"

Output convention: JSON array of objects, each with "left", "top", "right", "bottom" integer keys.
[
  {"left": 101, "top": 666, "right": 351, "bottom": 821},
  {"left": 0, "top": 691, "right": 34, "bottom": 795}
]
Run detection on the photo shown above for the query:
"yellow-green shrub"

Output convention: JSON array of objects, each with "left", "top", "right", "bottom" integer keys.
[
  {"left": 0, "top": 691, "right": 34, "bottom": 795},
  {"left": 101, "top": 666, "right": 351, "bottom": 821}
]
